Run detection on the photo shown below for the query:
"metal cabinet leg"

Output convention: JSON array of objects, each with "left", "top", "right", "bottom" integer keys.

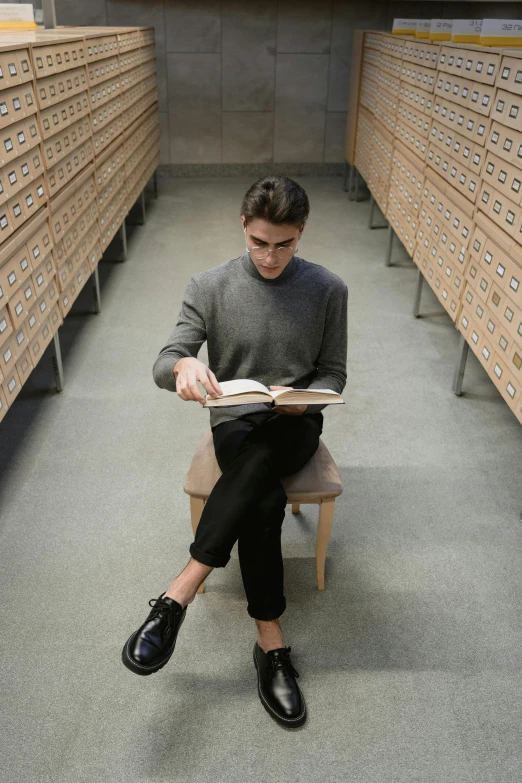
[
  {"left": 348, "top": 165, "right": 355, "bottom": 200},
  {"left": 385, "top": 224, "right": 395, "bottom": 266},
  {"left": 140, "top": 189, "right": 146, "bottom": 224},
  {"left": 343, "top": 161, "right": 350, "bottom": 192},
  {"left": 368, "top": 195, "right": 375, "bottom": 228},
  {"left": 51, "top": 331, "right": 64, "bottom": 392},
  {"left": 120, "top": 219, "right": 127, "bottom": 262},
  {"left": 368, "top": 196, "right": 388, "bottom": 229},
  {"left": 355, "top": 171, "right": 361, "bottom": 202},
  {"left": 413, "top": 268, "right": 424, "bottom": 318},
  {"left": 452, "top": 334, "right": 469, "bottom": 396},
  {"left": 91, "top": 266, "right": 101, "bottom": 313}
]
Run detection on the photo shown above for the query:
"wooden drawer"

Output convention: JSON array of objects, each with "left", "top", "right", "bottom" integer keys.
[
  {"left": 95, "top": 139, "right": 125, "bottom": 190},
  {"left": 117, "top": 30, "right": 142, "bottom": 53},
  {"left": 0, "top": 49, "right": 33, "bottom": 89},
  {"left": 482, "top": 150, "right": 522, "bottom": 207},
  {"left": 45, "top": 138, "right": 94, "bottom": 198},
  {"left": 85, "top": 36, "right": 119, "bottom": 63},
  {"left": 91, "top": 95, "right": 122, "bottom": 133},
  {"left": 486, "top": 120, "right": 522, "bottom": 169},
  {"left": 87, "top": 55, "right": 120, "bottom": 87},
  {"left": 28, "top": 310, "right": 53, "bottom": 366},
  {"left": 438, "top": 46, "right": 500, "bottom": 85},
  {"left": 35, "top": 66, "right": 88, "bottom": 110},
  {"left": 0, "top": 115, "right": 41, "bottom": 169},
  {"left": 428, "top": 120, "right": 484, "bottom": 176},
  {"left": 491, "top": 88, "right": 522, "bottom": 134},
  {"left": 398, "top": 82, "right": 433, "bottom": 114},
  {"left": 32, "top": 41, "right": 86, "bottom": 78},
  {"left": 432, "top": 96, "right": 490, "bottom": 146},
  {"left": 497, "top": 56, "right": 522, "bottom": 99},
  {"left": 400, "top": 61, "right": 436, "bottom": 93},
  {"left": 1, "top": 145, "right": 44, "bottom": 202},
  {"left": 0, "top": 83, "right": 37, "bottom": 130},
  {"left": 426, "top": 144, "right": 480, "bottom": 204},
  {"left": 38, "top": 91, "right": 90, "bottom": 140},
  {"left": 41, "top": 115, "right": 91, "bottom": 171},
  {"left": 92, "top": 115, "right": 124, "bottom": 155},
  {"left": 89, "top": 73, "right": 121, "bottom": 111},
  {"left": 479, "top": 182, "right": 522, "bottom": 242},
  {"left": 2, "top": 366, "right": 22, "bottom": 405}
]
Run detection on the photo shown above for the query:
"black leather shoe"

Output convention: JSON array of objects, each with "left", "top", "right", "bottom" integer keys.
[
  {"left": 253, "top": 642, "right": 307, "bottom": 728},
  {"left": 122, "top": 593, "right": 187, "bottom": 676}
]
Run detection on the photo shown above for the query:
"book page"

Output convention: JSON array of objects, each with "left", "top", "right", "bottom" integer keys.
[
  {"left": 207, "top": 378, "right": 270, "bottom": 398},
  {"left": 271, "top": 388, "right": 339, "bottom": 398}
]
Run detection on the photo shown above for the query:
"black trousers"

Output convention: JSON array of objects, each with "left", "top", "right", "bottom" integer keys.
[{"left": 188, "top": 409, "right": 324, "bottom": 621}]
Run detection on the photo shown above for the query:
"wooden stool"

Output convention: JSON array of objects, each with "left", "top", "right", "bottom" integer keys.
[{"left": 183, "top": 427, "right": 343, "bottom": 593}]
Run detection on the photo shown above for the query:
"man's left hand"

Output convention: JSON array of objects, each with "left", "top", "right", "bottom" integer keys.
[{"left": 269, "top": 386, "right": 308, "bottom": 416}]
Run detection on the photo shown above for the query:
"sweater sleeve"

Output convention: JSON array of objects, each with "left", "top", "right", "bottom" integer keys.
[
  {"left": 304, "top": 282, "right": 348, "bottom": 415},
  {"left": 152, "top": 276, "right": 207, "bottom": 393}
]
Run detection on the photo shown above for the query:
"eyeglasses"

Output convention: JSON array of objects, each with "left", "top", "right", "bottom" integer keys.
[{"left": 247, "top": 244, "right": 297, "bottom": 261}]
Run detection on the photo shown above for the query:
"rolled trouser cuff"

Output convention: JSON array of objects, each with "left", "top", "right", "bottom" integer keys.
[
  {"left": 189, "top": 543, "right": 230, "bottom": 568},
  {"left": 247, "top": 598, "right": 286, "bottom": 621}
]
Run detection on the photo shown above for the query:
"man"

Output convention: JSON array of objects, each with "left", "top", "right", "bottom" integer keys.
[{"left": 122, "top": 175, "right": 348, "bottom": 729}]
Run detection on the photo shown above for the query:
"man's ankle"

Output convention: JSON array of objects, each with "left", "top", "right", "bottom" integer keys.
[
  {"left": 162, "top": 589, "right": 194, "bottom": 608},
  {"left": 256, "top": 619, "right": 284, "bottom": 653},
  {"left": 257, "top": 637, "right": 284, "bottom": 654}
]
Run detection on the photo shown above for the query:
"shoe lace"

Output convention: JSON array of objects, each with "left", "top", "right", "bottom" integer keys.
[
  {"left": 268, "top": 646, "right": 300, "bottom": 679},
  {"left": 147, "top": 597, "right": 175, "bottom": 635}
]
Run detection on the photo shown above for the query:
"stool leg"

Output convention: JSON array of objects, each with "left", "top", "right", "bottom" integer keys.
[
  {"left": 291, "top": 502, "right": 300, "bottom": 513},
  {"left": 316, "top": 498, "right": 335, "bottom": 591},
  {"left": 190, "top": 496, "right": 206, "bottom": 594}
]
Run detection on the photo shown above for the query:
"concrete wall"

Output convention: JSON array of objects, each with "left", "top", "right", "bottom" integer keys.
[{"left": 51, "top": 0, "right": 521, "bottom": 166}]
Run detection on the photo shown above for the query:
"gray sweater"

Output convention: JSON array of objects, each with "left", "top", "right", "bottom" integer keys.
[{"left": 152, "top": 251, "right": 348, "bottom": 429}]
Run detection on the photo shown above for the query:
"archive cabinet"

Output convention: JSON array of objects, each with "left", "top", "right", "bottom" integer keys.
[
  {"left": 346, "top": 32, "right": 522, "bottom": 425},
  {"left": 0, "top": 26, "right": 160, "bottom": 427}
]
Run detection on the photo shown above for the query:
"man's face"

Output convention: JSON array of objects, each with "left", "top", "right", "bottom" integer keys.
[{"left": 241, "top": 216, "right": 305, "bottom": 280}]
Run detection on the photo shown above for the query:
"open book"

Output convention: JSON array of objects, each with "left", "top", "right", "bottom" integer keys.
[{"left": 202, "top": 379, "right": 344, "bottom": 408}]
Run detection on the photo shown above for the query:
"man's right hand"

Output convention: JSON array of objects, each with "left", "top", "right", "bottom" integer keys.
[{"left": 173, "top": 357, "right": 223, "bottom": 406}]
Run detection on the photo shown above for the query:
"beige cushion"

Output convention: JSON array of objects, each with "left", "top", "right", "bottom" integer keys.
[{"left": 183, "top": 427, "right": 343, "bottom": 503}]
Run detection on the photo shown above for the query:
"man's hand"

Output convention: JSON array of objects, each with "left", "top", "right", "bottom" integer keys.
[
  {"left": 174, "top": 357, "right": 223, "bottom": 405},
  {"left": 269, "top": 385, "right": 308, "bottom": 416}
]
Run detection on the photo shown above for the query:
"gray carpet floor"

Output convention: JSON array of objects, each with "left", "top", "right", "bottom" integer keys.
[{"left": 1, "top": 177, "right": 521, "bottom": 783}]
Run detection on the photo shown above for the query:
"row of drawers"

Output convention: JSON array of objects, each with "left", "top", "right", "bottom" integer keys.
[
  {"left": 364, "top": 35, "right": 504, "bottom": 88},
  {"left": 33, "top": 31, "right": 154, "bottom": 78},
  {"left": 386, "top": 185, "right": 419, "bottom": 256},
  {"left": 0, "top": 47, "right": 154, "bottom": 140},
  {"left": 0, "top": 300, "right": 62, "bottom": 423},
  {"left": 0, "top": 113, "right": 159, "bottom": 319},
  {"left": 34, "top": 47, "right": 156, "bottom": 111},
  {"left": 127, "top": 148, "right": 159, "bottom": 202},
  {"left": 0, "top": 103, "right": 156, "bottom": 239},
  {"left": 359, "top": 132, "right": 522, "bottom": 336},
  {"left": 0, "top": 246, "right": 55, "bottom": 335},
  {"left": 0, "top": 220, "right": 105, "bottom": 421},
  {"left": 413, "top": 234, "right": 462, "bottom": 321},
  {"left": 0, "top": 49, "right": 33, "bottom": 91},
  {"left": 127, "top": 162, "right": 159, "bottom": 210},
  {"left": 0, "top": 40, "right": 158, "bottom": 426},
  {"left": 459, "top": 301, "right": 521, "bottom": 423},
  {"left": 1, "top": 269, "right": 60, "bottom": 378}
]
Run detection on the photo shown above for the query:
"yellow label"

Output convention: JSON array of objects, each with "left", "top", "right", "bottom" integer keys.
[
  {"left": 452, "top": 34, "right": 481, "bottom": 43},
  {"left": 0, "top": 21, "right": 37, "bottom": 29},
  {"left": 479, "top": 35, "right": 522, "bottom": 46}
]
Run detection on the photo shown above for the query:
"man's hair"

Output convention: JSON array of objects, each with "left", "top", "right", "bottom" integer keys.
[{"left": 240, "top": 176, "right": 310, "bottom": 227}]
